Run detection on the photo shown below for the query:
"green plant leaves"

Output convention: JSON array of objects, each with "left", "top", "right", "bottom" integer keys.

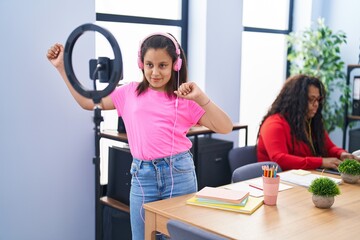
[
  {"left": 338, "top": 159, "right": 360, "bottom": 175},
  {"left": 308, "top": 177, "right": 340, "bottom": 197},
  {"left": 287, "top": 17, "right": 349, "bottom": 133}
]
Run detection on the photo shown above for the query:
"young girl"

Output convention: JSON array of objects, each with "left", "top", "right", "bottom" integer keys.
[{"left": 47, "top": 32, "right": 233, "bottom": 240}]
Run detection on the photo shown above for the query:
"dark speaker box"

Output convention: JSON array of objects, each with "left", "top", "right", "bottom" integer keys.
[
  {"left": 107, "top": 146, "right": 132, "bottom": 205},
  {"left": 190, "top": 137, "right": 233, "bottom": 189},
  {"left": 353, "top": 100, "right": 360, "bottom": 116},
  {"left": 352, "top": 76, "right": 360, "bottom": 116}
]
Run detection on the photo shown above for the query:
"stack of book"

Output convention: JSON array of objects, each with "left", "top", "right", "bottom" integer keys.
[{"left": 186, "top": 186, "right": 263, "bottom": 214}]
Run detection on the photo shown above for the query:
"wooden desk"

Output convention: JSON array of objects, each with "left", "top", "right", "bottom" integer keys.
[
  {"left": 143, "top": 172, "right": 360, "bottom": 240},
  {"left": 100, "top": 123, "right": 247, "bottom": 145}
]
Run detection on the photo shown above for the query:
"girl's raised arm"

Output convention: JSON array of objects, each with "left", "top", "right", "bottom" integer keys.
[{"left": 47, "top": 43, "right": 115, "bottom": 110}]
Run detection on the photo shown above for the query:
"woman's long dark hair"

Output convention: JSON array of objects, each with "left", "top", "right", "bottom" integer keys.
[
  {"left": 258, "top": 74, "right": 327, "bottom": 156},
  {"left": 136, "top": 34, "right": 188, "bottom": 97}
]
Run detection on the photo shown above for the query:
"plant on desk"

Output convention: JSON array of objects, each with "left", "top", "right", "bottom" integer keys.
[
  {"left": 308, "top": 177, "right": 340, "bottom": 209},
  {"left": 338, "top": 159, "right": 360, "bottom": 184}
]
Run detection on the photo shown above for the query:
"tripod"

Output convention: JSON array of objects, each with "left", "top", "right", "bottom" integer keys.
[
  {"left": 63, "top": 23, "right": 123, "bottom": 240},
  {"left": 93, "top": 104, "right": 104, "bottom": 240}
]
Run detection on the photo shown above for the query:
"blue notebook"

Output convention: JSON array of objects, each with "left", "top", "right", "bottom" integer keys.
[{"left": 196, "top": 196, "right": 249, "bottom": 207}]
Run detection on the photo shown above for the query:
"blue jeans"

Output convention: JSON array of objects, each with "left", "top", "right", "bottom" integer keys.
[{"left": 129, "top": 151, "right": 198, "bottom": 240}]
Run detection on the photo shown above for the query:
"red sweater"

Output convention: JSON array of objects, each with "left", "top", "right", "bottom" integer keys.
[{"left": 257, "top": 114, "right": 345, "bottom": 171}]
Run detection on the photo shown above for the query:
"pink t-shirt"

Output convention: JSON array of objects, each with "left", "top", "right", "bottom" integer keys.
[{"left": 110, "top": 82, "right": 205, "bottom": 160}]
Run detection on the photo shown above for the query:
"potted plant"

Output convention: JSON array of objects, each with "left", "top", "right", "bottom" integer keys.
[
  {"left": 308, "top": 177, "right": 340, "bottom": 208},
  {"left": 338, "top": 159, "right": 360, "bottom": 183},
  {"left": 287, "top": 18, "right": 350, "bottom": 133}
]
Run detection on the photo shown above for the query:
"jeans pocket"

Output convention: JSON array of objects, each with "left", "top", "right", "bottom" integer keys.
[
  {"left": 172, "top": 153, "right": 195, "bottom": 173},
  {"left": 130, "top": 160, "right": 140, "bottom": 175}
]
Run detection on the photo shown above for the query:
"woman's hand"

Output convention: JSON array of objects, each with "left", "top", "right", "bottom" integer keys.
[
  {"left": 340, "top": 152, "right": 360, "bottom": 161},
  {"left": 322, "top": 157, "right": 342, "bottom": 169}
]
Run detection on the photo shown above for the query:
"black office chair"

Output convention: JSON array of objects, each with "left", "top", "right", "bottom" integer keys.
[
  {"left": 232, "top": 161, "right": 282, "bottom": 183},
  {"left": 167, "top": 219, "right": 228, "bottom": 240},
  {"left": 228, "top": 145, "right": 258, "bottom": 175}
]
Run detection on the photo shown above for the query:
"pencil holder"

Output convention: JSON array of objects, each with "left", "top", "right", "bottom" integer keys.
[{"left": 262, "top": 175, "right": 280, "bottom": 206}]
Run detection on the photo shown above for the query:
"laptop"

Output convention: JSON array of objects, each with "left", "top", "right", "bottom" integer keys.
[{"left": 316, "top": 168, "right": 340, "bottom": 175}]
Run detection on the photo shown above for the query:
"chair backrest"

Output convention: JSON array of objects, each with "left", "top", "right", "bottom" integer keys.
[
  {"left": 228, "top": 145, "right": 257, "bottom": 174},
  {"left": 167, "top": 219, "right": 228, "bottom": 240},
  {"left": 232, "top": 161, "right": 282, "bottom": 183}
]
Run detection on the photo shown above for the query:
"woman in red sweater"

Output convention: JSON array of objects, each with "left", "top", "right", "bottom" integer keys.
[{"left": 257, "top": 74, "right": 359, "bottom": 171}]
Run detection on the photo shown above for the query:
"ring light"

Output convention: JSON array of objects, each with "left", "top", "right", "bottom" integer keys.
[{"left": 64, "top": 23, "right": 123, "bottom": 103}]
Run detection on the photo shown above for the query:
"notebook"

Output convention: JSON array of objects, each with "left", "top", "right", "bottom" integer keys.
[
  {"left": 278, "top": 170, "right": 342, "bottom": 187},
  {"left": 195, "top": 196, "right": 249, "bottom": 207},
  {"left": 187, "top": 196, "right": 263, "bottom": 214},
  {"left": 224, "top": 182, "right": 264, "bottom": 197},
  {"left": 195, "top": 186, "right": 249, "bottom": 204}
]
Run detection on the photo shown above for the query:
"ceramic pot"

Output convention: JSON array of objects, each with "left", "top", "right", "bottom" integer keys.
[
  {"left": 340, "top": 173, "right": 360, "bottom": 184},
  {"left": 312, "top": 195, "right": 334, "bottom": 209}
]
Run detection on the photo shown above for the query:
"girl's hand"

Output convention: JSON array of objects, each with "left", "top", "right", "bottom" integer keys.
[
  {"left": 47, "top": 43, "right": 64, "bottom": 69},
  {"left": 176, "top": 83, "right": 232, "bottom": 134},
  {"left": 174, "top": 82, "right": 209, "bottom": 106}
]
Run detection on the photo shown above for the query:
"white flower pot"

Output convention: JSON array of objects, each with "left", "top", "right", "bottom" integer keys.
[
  {"left": 340, "top": 173, "right": 360, "bottom": 184},
  {"left": 312, "top": 195, "right": 334, "bottom": 209}
]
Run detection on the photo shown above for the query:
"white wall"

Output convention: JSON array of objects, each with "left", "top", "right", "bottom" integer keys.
[
  {"left": 292, "top": 0, "right": 313, "bottom": 31},
  {"left": 188, "top": 0, "right": 208, "bottom": 91},
  {"left": 188, "top": 0, "right": 243, "bottom": 146},
  {"left": 321, "top": 0, "right": 360, "bottom": 67},
  {"left": 0, "top": 1, "right": 95, "bottom": 240}
]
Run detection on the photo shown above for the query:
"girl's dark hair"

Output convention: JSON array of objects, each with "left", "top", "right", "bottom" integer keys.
[
  {"left": 136, "top": 34, "right": 188, "bottom": 97},
  {"left": 258, "top": 74, "right": 327, "bottom": 156}
]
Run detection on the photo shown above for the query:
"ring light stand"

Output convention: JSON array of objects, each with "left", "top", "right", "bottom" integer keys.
[{"left": 64, "top": 23, "right": 123, "bottom": 240}]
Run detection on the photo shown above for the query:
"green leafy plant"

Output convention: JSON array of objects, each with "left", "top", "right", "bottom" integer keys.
[
  {"left": 338, "top": 159, "right": 360, "bottom": 175},
  {"left": 287, "top": 18, "right": 350, "bottom": 133},
  {"left": 308, "top": 177, "right": 340, "bottom": 197}
]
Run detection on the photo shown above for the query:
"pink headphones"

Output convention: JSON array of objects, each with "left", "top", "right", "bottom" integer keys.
[{"left": 137, "top": 32, "right": 182, "bottom": 71}]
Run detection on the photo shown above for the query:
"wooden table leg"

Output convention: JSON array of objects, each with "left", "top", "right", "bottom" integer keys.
[{"left": 145, "top": 210, "right": 157, "bottom": 240}]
